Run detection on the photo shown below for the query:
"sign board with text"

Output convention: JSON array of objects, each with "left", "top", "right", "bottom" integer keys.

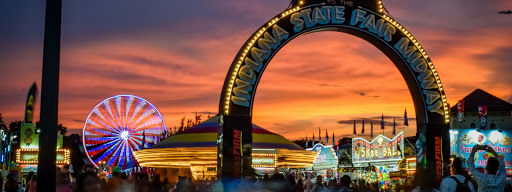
[
  {"left": 450, "top": 129, "right": 512, "bottom": 168},
  {"left": 352, "top": 132, "right": 404, "bottom": 164}
]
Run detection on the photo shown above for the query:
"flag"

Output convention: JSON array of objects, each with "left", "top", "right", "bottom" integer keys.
[
  {"left": 362, "top": 118, "right": 365, "bottom": 134},
  {"left": 332, "top": 132, "right": 335, "bottom": 146},
  {"left": 312, "top": 133, "right": 315, "bottom": 146},
  {"left": 325, "top": 129, "right": 329, "bottom": 143},
  {"left": 319, "top": 127, "right": 321, "bottom": 143},
  {"left": 141, "top": 130, "right": 146, "bottom": 149},
  {"left": 353, "top": 120, "right": 356, "bottom": 135},
  {"left": 370, "top": 121, "right": 374, "bottom": 138},
  {"left": 478, "top": 105, "right": 488, "bottom": 129},
  {"left": 306, "top": 135, "right": 308, "bottom": 148},
  {"left": 404, "top": 109, "right": 409, "bottom": 126},
  {"left": 381, "top": 114, "right": 385, "bottom": 130},
  {"left": 457, "top": 100, "right": 465, "bottom": 123},
  {"left": 393, "top": 118, "right": 396, "bottom": 135}
]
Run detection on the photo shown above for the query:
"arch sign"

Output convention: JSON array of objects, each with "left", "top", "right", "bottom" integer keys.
[{"left": 218, "top": 0, "right": 450, "bottom": 188}]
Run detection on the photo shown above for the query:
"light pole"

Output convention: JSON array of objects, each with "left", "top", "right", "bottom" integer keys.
[{"left": 37, "top": 0, "right": 62, "bottom": 191}]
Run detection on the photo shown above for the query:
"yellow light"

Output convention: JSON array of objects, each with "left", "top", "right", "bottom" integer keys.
[{"left": 299, "top": 1, "right": 304, "bottom": 5}]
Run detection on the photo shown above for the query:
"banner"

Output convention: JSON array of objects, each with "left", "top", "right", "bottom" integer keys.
[
  {"left": 457, "top": 100, "right": 465, "bottom": 123},
  {"left": 478, "top": 105, "right": 488, "bottom": 128},
  {"left": 352, "top": 132, "right": 404, "bottom": 164},
  {"left": 450, "top": 129, "right": 512, "bottom": 168},
  {"left": 24, "top": 83, "right": 37, "bottom": 123}
]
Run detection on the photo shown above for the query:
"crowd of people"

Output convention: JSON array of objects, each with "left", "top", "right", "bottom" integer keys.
[{"left": 0, "top": 144, "right": 509, "bottom": 192}]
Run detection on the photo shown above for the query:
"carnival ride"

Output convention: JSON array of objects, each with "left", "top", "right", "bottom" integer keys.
[{"left": 83, "top": 95, "right": 166, "bottom": 168}]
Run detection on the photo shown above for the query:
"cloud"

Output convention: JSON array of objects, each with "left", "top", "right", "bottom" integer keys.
[
  {"left": 318, "top": 83, "right": 342, "bottom": 87},
  {"left": 72, "top": 119, "right": 85, "bottom": 123}
]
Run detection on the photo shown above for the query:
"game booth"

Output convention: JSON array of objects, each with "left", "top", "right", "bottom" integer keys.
[
  {"left": 305, "top": 143, "right": 339, "bottom": 183},
  {"left": 352, "top": 132, "right": 405, "bottom": 191},
  {"left": 16, "top": 122, "right": 69, "bottom": 189}
]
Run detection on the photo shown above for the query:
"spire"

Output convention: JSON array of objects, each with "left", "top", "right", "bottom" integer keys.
[
  {"left": 325, "top": 129, "right": 329, "bottom": 143},
  {"left": 393, "top": 118, "right": 396, "bottom": 135},
  {"left": 404, "top": 109, "right": 409, "bottom": 126},
  {"left": 353, "top": 120, "right": 356, "bottom": 135},
  {"left": 318, "top": 127, "right": 321, "bottom": 143},
  {"left": 370, "top": 121, "right": 373, "bottom": 138},
  {"left": 362, "top": 118, "right": 365, "bottom": 134},
  {"left": 381, "top": 113, "right": 385, "bottom": 130}
]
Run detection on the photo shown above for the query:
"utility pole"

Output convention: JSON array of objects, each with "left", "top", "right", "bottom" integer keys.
[{"left": 37, "top": 0, "right": 62, "bottom": 191}]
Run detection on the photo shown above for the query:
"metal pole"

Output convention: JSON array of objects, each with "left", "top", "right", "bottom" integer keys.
[{"left": 37, "top": 0, "right": 62, "bottom": 191}]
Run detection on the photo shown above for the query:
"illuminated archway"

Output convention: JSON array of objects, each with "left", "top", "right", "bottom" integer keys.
[{"left": 218, "top": 0, "right": 450, "bottom": 187}]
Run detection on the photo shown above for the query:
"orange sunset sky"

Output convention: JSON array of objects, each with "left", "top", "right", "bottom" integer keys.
[{"left": 1, "top": 0, "right": 512, "bottom": 141}]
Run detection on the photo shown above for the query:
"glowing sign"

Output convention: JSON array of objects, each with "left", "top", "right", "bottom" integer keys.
[
  {"left": 252, "top": 154, "right": 276, "bottom": 167},
  {"left": 16, "top": 149, "right": 70, "bottom": 164},
  {"left": 308, "top": 143, "right": 338, "bottom": 167},
  {"left": 451, "top": 129, "right": 512, "bottom": 168},
  {"left": 352, "top": 132, "right": 404, "bottom": 163}
]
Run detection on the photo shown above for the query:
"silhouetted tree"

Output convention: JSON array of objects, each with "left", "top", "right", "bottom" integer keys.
[
  {"left": 169, "top": 113, "right": 206, "bottom": 135},
  {"left": 0, "top": 114, "right": 7, "bottom": 130},
  {"left": 8, "top": 120, "right": 22, "bottom": 133},
  {"left": 35, "top": 121, "right": 67, "bottom": 136},
  {"left": 292, "top": 138, "right": 308, "bottom": 148},
  {"left": 58, "top": 123, "right": 68, "bottom": 136}
]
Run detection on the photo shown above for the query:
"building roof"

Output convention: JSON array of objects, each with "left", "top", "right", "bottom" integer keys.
[
  {"left": 450, "top": 89, "right": 512, "bottom": 112},
  {"left": 150, "top": 116, "right": 304, "bottom": 151}
]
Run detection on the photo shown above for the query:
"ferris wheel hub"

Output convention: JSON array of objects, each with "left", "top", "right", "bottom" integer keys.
[{"left": 121, "top": 131, "right": 130, "bottom": 140}]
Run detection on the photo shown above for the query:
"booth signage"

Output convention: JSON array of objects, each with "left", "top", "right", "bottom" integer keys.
[
  {"left": 450, "top": 129, "right": 512, "bottom": 167},
  {"left": 252, "top": 156, "right": 275, "bottom": 166},
  {"left": 21, "top": 165, "right": 38, "bottom": 173},
  {"left": 352, "top": 132, "right": 404, "bottom": 163},
  {"left": 17, "top": 149, "right": 69, "bottom": 164},
  {"left": 308, "top": 144, "right": 338, "bottom": 167}
]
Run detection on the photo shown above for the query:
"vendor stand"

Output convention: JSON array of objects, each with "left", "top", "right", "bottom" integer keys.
[
  {"left": 449, "top": 129, "right": 512, "bottom": 182},
  {"left": 306, "top": 143, "right": 339, "bottom": 184},
  {"left": 352, "top": 132, "right": 404, "bottom": 190}
]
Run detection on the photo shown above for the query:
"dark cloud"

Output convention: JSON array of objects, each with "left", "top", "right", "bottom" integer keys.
[
  {"left": 104, "top": 54, "right": 185, "bottom": 71},
  {"left": 191, "top": 111, "right": 217, "bottom": 115},
  {"left": 337, "top": 116, "right": 416, "bottom": 126},
  {"left": 72, "top": 119, "right": 85, "bottom": 123},
  {"left": 318, "top": 83, "right": 342, "bottom": 87},
  {"left": 270, "top": 119, "right": 315, "bottom": 135},
  {"left": 337, "top": 119, "right": 404, "bottom": 127}
]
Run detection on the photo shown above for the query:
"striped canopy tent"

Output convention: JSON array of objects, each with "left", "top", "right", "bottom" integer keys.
[{"left": 134, "top": 116, "right": 316, "bottom": 171}]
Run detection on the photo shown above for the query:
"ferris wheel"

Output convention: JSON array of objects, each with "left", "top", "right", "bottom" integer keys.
[{"left": 83, "top": 95, "right": 166, "bottom": 168}]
